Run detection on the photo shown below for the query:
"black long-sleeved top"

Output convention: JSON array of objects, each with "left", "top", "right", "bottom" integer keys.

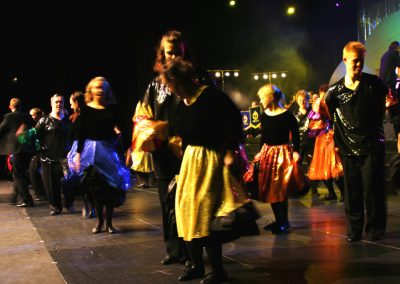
[
  {"left": 260, "top": 110, "right": 300, "bottom": 152},
  {"left": 177, "top": 86, "right": 243, "bottom": 152},
  {"left": 325, "top": 73, "right": 388, "bottom": 156},
  {"left": 0, "top": 111, "right": 35, "bottom": 155},
  {"left": 35, "top": 115, "right": 71, "bottom": 162},
  {"left": 77, "top": 106, "right": 118, "bottom": 153},
  {"left": 142, "top": 72, "right": 216, "bottom": 179}
]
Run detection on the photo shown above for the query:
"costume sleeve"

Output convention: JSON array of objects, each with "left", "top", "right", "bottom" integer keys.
[
  {"left": 289, "top": 112, "right": 300, "bottom": 152},
  {"left": 220, "top": 93, "right": 244, "bottom": 151},
  {"left": 324, "top": 86, "right": 337, "bottom": 120},
  {"left": 77, "top": 108, "right": 86, "bottom": 153}
]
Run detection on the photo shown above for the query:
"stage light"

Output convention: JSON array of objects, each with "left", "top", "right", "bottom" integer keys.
[
  {"left": 225, "top": 72, "right": 230, "bottom": 77},
  {"left": 281, "top": 73, "right": 287, "bottom": 78},
  {"left": 287, "top": 6, "right": 295, "bottom": 15},
  {"left": 215, "top": 72, "right": 221, "bottom": 78},
  {"left": 229, "top": 0, "right": 236, "bottom": 7},
  {"left": 254, "top": 75, "right": 259, "bottom": 80},
  {"left": 272, "top": 73, "right": 277, "bottom": 79},
  {"left": 263, "top": 74, "right": 268, "bottom": 80},
  {"left": 234, "top": 71, "right": 239, "bottom": 77}
]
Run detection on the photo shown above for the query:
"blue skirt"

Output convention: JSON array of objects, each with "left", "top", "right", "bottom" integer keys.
[{"left": 67, "top": 139, "right": 131, "bottom": 191}]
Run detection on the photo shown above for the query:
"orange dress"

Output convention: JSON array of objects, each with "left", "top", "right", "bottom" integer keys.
[{"left": 307, "top": 99, "right": 343, "bottom": 180}]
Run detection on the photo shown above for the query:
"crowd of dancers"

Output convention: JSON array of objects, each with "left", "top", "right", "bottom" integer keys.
[{"left": 1, "top": 30, "right": 399, "bottom": 283}]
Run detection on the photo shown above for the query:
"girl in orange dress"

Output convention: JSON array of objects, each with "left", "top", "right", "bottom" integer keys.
[
  {"left": 244, "top": 84, "right": 302, "bottom": 234},
  {"left": 307, "top": 97, "right": 344, "bottom": 201}
]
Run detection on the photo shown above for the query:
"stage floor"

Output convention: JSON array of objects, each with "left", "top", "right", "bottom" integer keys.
[{"left": 1, "top": 180, "right": 400, "bottom": 284}]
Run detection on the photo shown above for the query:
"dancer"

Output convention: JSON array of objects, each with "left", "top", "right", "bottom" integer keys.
[
  {"left": 244, "top": 84, "right": 301, "bottom": 234},
  {"left": 68, "top": 76, "right": 131, "bottom": 234},
  {"left": 141, "top": 30, "right": 212, "bottom": 265},
  {"left": 325, "top": 41, "right": 389, "bottom": 242},
  {"left": 161, "top": 57, "right": 248, "bottom": 284}
]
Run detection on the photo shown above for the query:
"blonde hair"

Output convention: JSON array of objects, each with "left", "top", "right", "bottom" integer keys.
[
  {"left": 85, "top": 76, "right": 117, "bottom": 106},
  {"left": 257, "top": 84, "right": 285, "bottom": 107},
  {"left": 9, "top": 98, "right": 21, "bottom": 110},
  {"left": 343, "top": 41, "right": 366, "bottom": 58},
  {"left": 294, "top": 89, "right": 309, "bottom": 101}
]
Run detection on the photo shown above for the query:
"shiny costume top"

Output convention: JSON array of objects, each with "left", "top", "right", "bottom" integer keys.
[
  {"left": 35, "top": 115, "right": 71, "bottom": 162},
  {"left": 142, "top": 77, "right": 181, "bottom": 179},
  {"left": 325, "top": 73, "right": 389, "bottom": 156}
]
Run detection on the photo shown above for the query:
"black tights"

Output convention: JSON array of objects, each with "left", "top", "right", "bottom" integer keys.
[
  {"left": 185, "top": 237, "right": 223, "bottom": 273},
  {"left": 93, "top": 197, "right": 114, "bottom": 227},
  {"left": 271, "top": 200, "right": 288, "bottom": 225},
  {"left": 311, "top": 177, "right": 344, "bottom": 197}
]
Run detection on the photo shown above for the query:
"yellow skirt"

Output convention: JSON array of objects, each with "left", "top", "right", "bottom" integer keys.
[
  {"left": 176, "top": 145, "right": 250, "bottom": 241},
  {"left": 130, "top": 149, "right": 154, "bottom": 173}
]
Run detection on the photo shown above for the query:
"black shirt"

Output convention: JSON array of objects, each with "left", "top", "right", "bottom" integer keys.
[
  {"left": 260, "top": 110, "right": 300, "bottom": 152},
  {"left": 325, "top": 73, "right": 388, "bottom": 156},
  {"left": 77, "top": 106, "right": 118, "bottom": 153},
  {"left": 36, "top": 115, "right": 71, "bottom": 162}
]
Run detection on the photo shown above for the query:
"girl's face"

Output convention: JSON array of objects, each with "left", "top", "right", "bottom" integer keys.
[
  {"left": 163, "top": 41, "right": 184, "bottom": 62},
  {"left": 70, "top": 98, "right": 78, "bottom": 112},
  {"left": 297, "top": 95, "right": 308, "bottom": 108},
  {"left": 258, "top": 91, "right": 272, "bottom": 109},
  {"left": 90, "top": 80, "right": 105, "bottom": 97}
]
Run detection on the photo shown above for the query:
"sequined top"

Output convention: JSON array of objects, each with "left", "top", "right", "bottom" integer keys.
[
  {"left": 325, "top": 73, "right": 388, "bottom": 156},
  {"left": 36, "top": 115, "right": 71, "bottom": 162},
  {"left": 142, "top": 77, "right": 181, "bottom": 179}
]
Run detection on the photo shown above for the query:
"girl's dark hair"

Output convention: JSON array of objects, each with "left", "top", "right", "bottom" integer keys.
[{"left": 153, "top": 30, "right": 196, "bottom": 73}]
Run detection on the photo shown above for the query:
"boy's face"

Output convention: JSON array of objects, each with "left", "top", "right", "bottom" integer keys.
[{"left": 344, "top": 50, "right": 365, "bottom": 79}]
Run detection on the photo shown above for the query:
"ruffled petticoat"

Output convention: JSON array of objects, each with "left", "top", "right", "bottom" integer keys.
[{"left": 67, "top": 139, "right": 131, "bottom": 191}]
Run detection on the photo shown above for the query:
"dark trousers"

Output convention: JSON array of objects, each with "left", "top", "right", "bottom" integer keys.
[
  {"left": 157, "top": 178, "right": 186, "bottom": 259},
  {"left": 11, "top": 152, "right": 33, "bottom": 204},
  {"left": 341, "top": 150, "right": 387, "bottom": 237},
  {"left": 41, "top": 161, "right": 64, "bottom": 211},
  {"left": 29, "top": 155, "right": 46, "bottom": 198}
]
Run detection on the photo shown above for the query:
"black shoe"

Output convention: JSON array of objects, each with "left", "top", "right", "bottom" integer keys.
[
  {"left": 367, "top": 233, "right": 384, "bottom": 241},
  {"left": 178, "top": 266, "right": 205, "bottom": 281},
  {"left": 50, "top": 209, "right": 61, "bottom": 216},
  {"left": 161, "top": 255, "right": 180, "bottom": 265},
  {"left": 271, "top": 222, "right": 290, "bottom": 235},
  {"left": 321, "top": 195, "right": 337, "bottom": 201},
  {"left": 16, "top": 202, "right": 34, "bottom": 208},
  {"left": 106, "top": 224, "right": 117, "bottom": 234},
  {"left": 346, "top": 234, "right": 361, "bottom": 242},
  {"left": 35, "top": 196, "right": 47, "bottom": 201},
  {"left": 92, "top": 223, "right": 103, "bottom": 234},
  {"left": 200, "top": 269, "right": 228, "bottom": 284},
  {"left": 263, "top": 221, "right": 277, "bottom": 231}
]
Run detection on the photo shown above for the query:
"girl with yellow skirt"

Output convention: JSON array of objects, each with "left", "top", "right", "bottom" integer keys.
[{"left": 161, "top": 58, "right": 250, "bottom": 284}]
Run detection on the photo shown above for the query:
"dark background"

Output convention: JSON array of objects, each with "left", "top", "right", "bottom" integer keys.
[{"left": 1, "top": 0, "right": 357, "bottom": 144}]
